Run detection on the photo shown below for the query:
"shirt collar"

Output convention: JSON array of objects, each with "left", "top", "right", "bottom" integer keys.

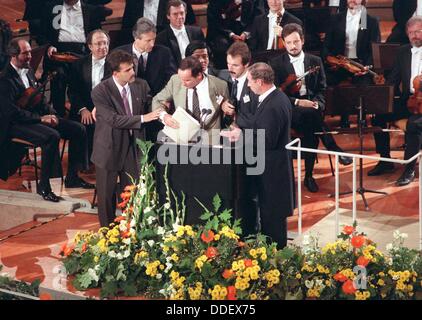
[
  {"left": 232, "top": 71, "right": 248, "bottom": 87},
  {"left": 64, "top": 0, "right": 81, "bottom": 11},
  {"left": 170, "top": 25, "right": 186, "bottom": 36},
  {"left": 288, "top": 51, "right": 305, "bottom": 64},
  {"left": 347, "top": 7, "right": 362, "bottom": 18},
  {"left": 192, "top": 73, "right": 207, "bottom": 91},
  {"left": 268, "top": 8, "right": 285, "bottom": 19},
  {"left": 11, "top": 62, "right": 29, "bottom": 76},
  {"left": 112, "top": 76, "right": 130, "bottom": 95},
  {"left": 132, "top": 43, "right": 148, "bottom": 59},
  {"left": 92, "top": 55, "right": 106, "bottom": 66},
  {"left": 258, "top": 85, "right": 277, "bottom": 103},
  {"left": 411, "top": 46, "right": 422, "bottom": 54}
]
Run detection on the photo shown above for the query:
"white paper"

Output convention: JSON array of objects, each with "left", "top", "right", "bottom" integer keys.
[{"left": 162, "top": 107, "right": 200, "bottom": 144}]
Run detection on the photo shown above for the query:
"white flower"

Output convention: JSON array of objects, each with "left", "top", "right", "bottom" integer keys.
[
  {"left": 157, "top": 226, "right": 165, "bottom": 235},
  {"left": 302, "top": 235, "right": 310, "bottom": 246},
  {"left": 164, "top": 202, "right": 171, "bottom": 210},
  {"left": 172, "top": 223, "right": 181, "bottom": 232},
  {"left": 165, "top": 262, "right": 173, "bottom": 273},
  {"left": 123, "top": 249, "right": 131, "bottom": 258},
  {"left": 117, "top": 253, "right": 123, "bottom": 260},
  {"left": 146, "top": 215, "right": 156, "bottom": 225},
  {"left": 108, "top": 251, "right": 117, "bottom": 258},
  {"left": 130, "top": 219, "right": 136, "bottom": 227},
  {"left": 156, "top": 273, "right": 162, "bottom": 280},
  {"left": 144, "top": 206, "right": 152, "bottom": 213},
  {"left": 88, "top": 268, "right": 99, "bottom": 282},
  {"left": 122, "top": 238, "right": 131, "bottom": 245},
  {"left": 305, "top": 280, "right": 314, "bottom": 289},
  {"left": 119, "top": 223, "right": 128, "bottom": 232},
  {"left": 147, "top": 240, "right": 155, "bottom": 247},
  {"left": 386, "top": 243, "right": 393, "bottom": 251},
  {"left": 94, "top": 264, "right": 100, "bottom": 272}
]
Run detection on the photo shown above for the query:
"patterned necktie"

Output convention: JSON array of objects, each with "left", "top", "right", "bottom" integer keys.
[
  {"left": 192, "top": 87, "right": 201, "bottom": 121},
  {"left": 121, "top": 87, "right": 132, "bottom": 116}
]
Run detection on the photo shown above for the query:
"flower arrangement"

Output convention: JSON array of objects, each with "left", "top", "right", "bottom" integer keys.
[{"left": 60, "top": 141, "right": 422, "bottom": 300}]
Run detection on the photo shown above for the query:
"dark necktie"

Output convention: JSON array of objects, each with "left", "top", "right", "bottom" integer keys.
[
  {"left": 231, "top": 79, "right": 238, "bottom": 108},
  {"left": 121, "top": 87, "right": 132, "bottom": 116},
  {"left": 192, "top": 87, "right": 201, "bottom": 121},
  {"left": 137, "top": 54, "right": 145, "bottom": 78}
]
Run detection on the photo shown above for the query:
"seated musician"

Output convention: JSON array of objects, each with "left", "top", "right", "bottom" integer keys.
[
  {"left": 369, "top": 16, "right": 422, "bottom": 186},
  {"left": 0, "top": 39, "right": 94, "bottom": 202},
  {"left": 247, "top": 0, "right": 302, "bottom": 53},
  {"left": 322, "top": 0, "right": 380, "bottom": 127},
  {"left": 152, "top": 56, "right": 229, "bottom": 145},
  {"left": 270, "top": 23, "right": 352, "bottom": 192},
  {"left": 206, "top": 0, "right": 263, "bottom": 69},
  {"left": 68, "top": 29, "right": 112, "bottom": 161}
]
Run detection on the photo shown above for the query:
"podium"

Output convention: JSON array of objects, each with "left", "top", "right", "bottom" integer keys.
[{"left": 154, "top": 141, "right": 251, "bottom": 225}]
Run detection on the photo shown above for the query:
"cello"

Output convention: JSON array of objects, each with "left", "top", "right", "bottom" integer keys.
[{"left": 407, "top": 75, "right": 422, "bottom": 114}]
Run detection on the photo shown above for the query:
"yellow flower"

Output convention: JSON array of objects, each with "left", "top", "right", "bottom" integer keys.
[
  {"left": 94, "top": 256, "right": 99, "bottom": 263},
  {"left": 296, "top": 273, "right": 302, "bottom": 280},
  {"left": 377, "top": 279, "right": 385, "bottom": 286},
  {"left": 250, "top": 293, "right": 257, "bottom": 300}
]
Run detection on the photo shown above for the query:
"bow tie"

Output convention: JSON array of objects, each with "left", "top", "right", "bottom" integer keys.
[
  {"left": 289, "top": 54, "right": 303, "bottom": 64},
  {"left": 412, "top": 47, "right": 422, "bottom": 55},
  {"left": 174, "top": 29, "right": 185, "bottom": 38},
  {"left": 93, "top": 59, "right": 105, "bottom": 66}
]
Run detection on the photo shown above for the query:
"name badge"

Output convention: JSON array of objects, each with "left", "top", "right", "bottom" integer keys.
[
  {"left": 243, "top": 95, "right": 250, "bottom": 103},
  {"left": 216, "top": 94, "right": 224, "bottom": 105}
]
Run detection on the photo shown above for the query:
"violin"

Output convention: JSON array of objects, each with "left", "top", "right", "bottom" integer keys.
[
  {"left": 326, "top": 55, "right": 385, "bottom": 84},
  {"left": 50, "top": 52, "right": 79, "bottom": 63},
  {"left": 280, "top": 65, "right": 321, "bottom": 95},
  {"left": 407, "top": 75, "right": 422, "bottom": 114},
  {"left": 273, "top": 12, "right": 285, "bottom": 50},
  {"left": 16, "top": 72, "right": 57, "bottom": 110},
  {"left": 222, "top": 0, "right": 242, "bottom": 21}
]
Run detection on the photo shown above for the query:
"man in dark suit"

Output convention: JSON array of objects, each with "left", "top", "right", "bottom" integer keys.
[
  {"left": 0, "top": 39, "right": 94, "bottom": 202},
  {"left": 91, "top": 50, "right": 161, "bottom": 227},
  {"left": 206, "top": 0, "right": 263, "bottom": 69},
  {"left": 69, "top": 29, "right": 112, "bottom": 160},
  {"left": 241, "top": 62, "right": 294, "bottom": 248},
  {"left": 387, "top": 0, "right": 417, "bottom": 44},
  {"left": 156, "top": 0, "right": 205, "bottom": 66},
  {"left": 247, "top": 0, "right": 302, "bottom": 53},
  {"left": 368, "top": 16, "right": 422, "bottom": 184},
  {"left": 37, "top": 0, "right": 105, "bottom": 117},
  {"left": 120, "top": 0, "right": 196, "bottom": 45},
  {"left": 270, "top": 23, "right": 352, "bottom": 192}
]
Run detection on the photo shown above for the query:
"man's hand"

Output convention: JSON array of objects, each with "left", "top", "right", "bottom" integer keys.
[
  {"left": 222, "top": 100, "right": 236, "bottom": 116},
  {"left": 297, "top": 99, "right": 318, "bottom": 108},
  {"left": 163, "top": 114, "right": 180, "bottom": 128},
  {"left": 143, "top": 109, "right": 161, "bottom": 123},
  {"left": 238, "top": 33, "right": 247, "bottom": 41},
  {"left": 355, "top": 66, "right": 369, "bottom": 77},
  {"left": 220, "top": 126, "right": 242, "bottom": 142},
  {"left": 80, "top": 109, "right": 94, "bottom": 125},
  {"left": 47, "top": 46, "right": 57, "bottom": 58},
  {"left": 92, "top": 107, "right": 97, "bottom": 122},
  {"left": 274, "top": 25, "right": 283, "bottom": 37},
  {"left": 40, "top": 115, "right": 58, "bottom": 127},
  {"left": 231, "top": 34, "right": 245, "bottom": 42}
]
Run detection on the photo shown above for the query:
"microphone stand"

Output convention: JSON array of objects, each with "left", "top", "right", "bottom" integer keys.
[{"left": 198, "top": 109, "right": 211, "bottom": 143}]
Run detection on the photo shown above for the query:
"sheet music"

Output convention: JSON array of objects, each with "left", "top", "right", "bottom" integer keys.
[{"left": 162, "top": 107, "right": 200, "bottom": 144}]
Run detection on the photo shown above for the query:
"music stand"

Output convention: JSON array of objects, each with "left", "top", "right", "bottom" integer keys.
[
  {"left": 371, "top": 42, "right": 401, "bottom": 74},
  {"left": 325, "top": 85, "right": 394, "bottom": 210}
]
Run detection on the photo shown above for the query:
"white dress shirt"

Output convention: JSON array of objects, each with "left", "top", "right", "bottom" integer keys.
[
  {"left": 11, "top": 63, "right": 30, "bottom": 89},
  {"left": 132, "top": 44, "right": 149, "bottom": 73},
  {"left": 416, "top": 0, "right": 422, "bottom": 16},
  {"left": 329, "top": 0, "right": 340, "bottom": 6},
  {"left": 91, "top": 56, "right": 105, "bottom": 89},
  {"left": 170, "top": 25, "right": 190, "bottom": 59},
  {"left": 232, "top": 71, "right": 248, "bottom": 101},
  {"left": 258, "top": 85, "right": 277, "bottom": 107},
  {"left": 345, "top": 8, "right": 361, "bottom": 59},
  {"left": 187, "top": 74, "right": 213, "bottom": 114},
  {"left": 58, "top": 0, "right": 86, "bottom": 43},
  {"left": 267, "top": 8, "right": 285, "bottom": 50},
  {"left": 410, "top": 46, "right": 422, "bottom": 93},
  {"left": 113, "top": 76, "right": 133, "bottom": 115},
  {"left": 289, "top": 51, "right": 307, "bottom": 96},
  {"left": 144, "top": 0, "right": 159, "bottom": 25}
]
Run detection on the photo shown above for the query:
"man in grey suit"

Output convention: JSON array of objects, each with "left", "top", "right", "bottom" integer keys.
[
  {"left": 91, "top": 50, "right": 161, "bottom": 227},
  {"left": 152, "top": 56, "right": 230, "bottom": 145}
]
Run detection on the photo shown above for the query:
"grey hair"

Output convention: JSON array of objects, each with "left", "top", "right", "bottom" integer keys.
[
  {"left": 247, "top": 62, "right": 274, "bottom": 84},
  {"left": 407, "top": 16, "right": 422, "bottom": 31},
  {"left": 132, "top": 17, "right": 157, "bottom": 40}
]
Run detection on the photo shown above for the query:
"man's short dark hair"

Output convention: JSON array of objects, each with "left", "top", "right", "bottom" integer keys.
[
  {"left": 179, "top": 56, "right": 203, "bottom": 77},
  {"left": 7, "top": 38, "right": 24, "bottom": 57},
  {"left": 185, "top": 40, "right": 210, "bottom": 58},
  {"left": 281, "top": 23, "right": 304, "bottom": 40},
  {"left": 227, "top": 42, "right": 251, "bottom": 66},
  {"left": 166, "top": 0, "right": 187, "bottom": 15},
  {"left": 87, "top": 29, "right": 110, "bottom": 45},
  {"left": 248, "top": 63, "right": 274, "bottom": 84},
  {"left": 107, "top": 50, "right": 134, "bottom": 72}
]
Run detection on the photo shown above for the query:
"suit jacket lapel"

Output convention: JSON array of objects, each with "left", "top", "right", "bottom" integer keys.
[
  {"left": 81, "top": 4, "right": 90, "bottom": 37},
  {"left": 168, "top": 27, "right": 182, "bottom": 63},
  {"left": 304, "top": 53, "right": 311, "bottom": 91},
  {"left": 108, "top": 78, "right": 126, "bottom": 115},
  {"left": 83, "top": 55, "right": 93, "bottom": 88},
  {"left": 263, "top": 16, "right": 269, "bottom": 50},
  {"left": 129, "top": 82, "right": 142, "bottom": 115}
]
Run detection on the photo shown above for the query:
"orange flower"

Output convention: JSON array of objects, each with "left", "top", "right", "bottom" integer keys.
[
  {"left": 342, "top": 280, "right": 356, "bottom": 295},
  {"left": 64, "top": 245, "right": 74, "bottom": 257},
  {"left": 81, "top": 243, "right": 88, "bottom": 253},
  {"left": 60, "top": 243, "right": 68, "bottom": 255},
  {"left": 227, "top": 286, "right": 237, "bottom": 300},
  {"left": 117, "top": 200, "right": 128, "bottom": 209},
  {"left": 237, "top": 241, "right": 245, "bottom": 247},
  {"left": 121, "top": 231, "right": 131, "bottom": 238},
  {"left": 114, "top": 215, "right": 126, "bottom": 223},
  {"left": 205, "top": 246, "right": 218, "bottom": 259},
  {"left": 39, "top": 293, "right": 52, "bottom": 300},
  {"left": 351, "top": 235, "right": 365, "bottom": 248},
  {"left": 124, "top": 185, "right": 136, "bottom": 192},
  {"left": 333, "top": 272, "right": 348, "bottom": 282},
  {"left": 356, "top": 256, "right": 370, "bottom": 267},
  {"left": 343, "top": 225, "right": 355, "bottom": 235},
  {"left": 201, "top": 230, "right": 215, "bottom": 243},
  {"left": 120, "top": 191, "right": 131, "bottom": 201},
  {"left": 222, "top": 269, "right": 234, "bottom": 279},
  {"left": 244, "top": 259, "right": 253, "bottom": 268}
]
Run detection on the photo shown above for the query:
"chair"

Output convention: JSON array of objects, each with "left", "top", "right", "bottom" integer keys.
[{"left": 11, "top": 138, "right": 40, "bottom": 192}]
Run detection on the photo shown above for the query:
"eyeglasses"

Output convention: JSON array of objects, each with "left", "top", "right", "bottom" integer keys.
[{"left": 408, "top": 29, "right": 422, "bottom": 36}]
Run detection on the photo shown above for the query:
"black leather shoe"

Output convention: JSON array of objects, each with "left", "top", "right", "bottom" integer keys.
[
  {"left": 304, "top": 176, "right": 319, "bottom": 193},
  {"left": 339, "top": 155, "right": 353, "bottom": 166},
  {"left": 367, "top": 161, "right": 395, "bottom": 176},
  {"left": 396, "top": 169, "right": 415, "bottom": 186},
  {"left": 37, "top": 190, "right": 60, "bottom": 202},
  {"left": 65, "top": 177, "right": 96, "bottom": 189}
]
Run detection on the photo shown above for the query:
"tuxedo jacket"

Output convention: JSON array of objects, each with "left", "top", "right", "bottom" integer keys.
[
  {"left": 90, "top": 76, "right": 151, "bottom": 170},
  {"left": 270, "top": 52, "right": 327, "bottom": 111},
  {"left": 121, "top": 0, "right": 196, "bottom": 33},
  {"left": 68, "top": 54, "right": 112, "bottom": 116},
  {"left": 322, "top": 10, "right": 380, "bottom": 66},
  {"left": 247, "top": 11, "right": 303, "bottom": 52},
  {"left": 114, "top": 44, "right": 177, "bottom": 96},
  {"left": 387, "top": 44, "right": 413, "bottom": 101},
  {"left": 156, "top": 25, "right": 205, "bottom": 66},
  {"left": 228, "top": 78, "right": 259, "bottom": 129}
]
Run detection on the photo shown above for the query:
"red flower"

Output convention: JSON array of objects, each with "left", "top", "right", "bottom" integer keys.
[
  {"left": 39, "top": 293, "right": 52, "bottom": 300},
  {"left": 64, "top": 245, "right": 74, "bottom": 257},
  {"left": 205, "top": 247, "right": 218, "bottom": 259},
  {"left": 121, "top": 231, "right": 131, "bottom": 238},
  {"left": 117, "top": 200, "right": 129, "bottom": 209},
  {"left": 60, "top": 243, "right": 68, "bottom": 255},
  {"left": 351, "top": 235, "right": 365, "bottom": 248},
  {"left": 237, "top": 241, "right": 245, "bottom": 247},
  {"left": 81, "top": 243, "right": 88, "bottom": 253},
  {"left": 333, "top": 272, "right": 348, "bottom": 282},
  {"left": 201, "top": 230, "right": 215, "bottom": 243},
  {"left": 356, "top": 256, "right": 370, "bottom": 267},
  {"left": 342, "top": 280, "right": 356, "bottom": 295},
  {"left": 244, "top": 259, "right": 253, "bottom": 268},
  {"left": 222, "top": 269, "right": 234, "bottom": 279},
  {"left": 343, "top": 225, "right": 355, "bottom": 235},
  {"left": 114, "top": 215, "right": 126, "bottom": 223},
  {"left": 227, "top": 286, "right": 237, "bottom": 300}
]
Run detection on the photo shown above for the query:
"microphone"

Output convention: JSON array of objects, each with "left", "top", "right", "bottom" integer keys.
[{"left": 200, "top": 108, "right": 212, "bottom": 129}]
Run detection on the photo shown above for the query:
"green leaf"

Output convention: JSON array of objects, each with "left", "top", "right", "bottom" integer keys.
[
  {"left": 76, "top": 272, "right": 94, "bottom": 289},
  {"left": 212, "top": 194, "right": 221, "bottom": 212},
  {"left": 218, "top": 209, "right": 232, "bottom": 222},
  {"left": 211, "top": 216, "right": 219, "bottom": 230},
  {"left": 200, "top": 211, "right": 213, "bottom": 221},
  {"left": 122, "top": 283, "right": 138, "bottom": 297},
  {"left": 100, "top": 281, "right": 118, "bottom": 299}
]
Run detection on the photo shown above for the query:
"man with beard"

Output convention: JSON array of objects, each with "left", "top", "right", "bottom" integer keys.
[
  {"left": 368, "top": 16, "right": 422, "bottom": 186},
  {"left": 91, "top": 50, "right": 161, "bottom": 227}
]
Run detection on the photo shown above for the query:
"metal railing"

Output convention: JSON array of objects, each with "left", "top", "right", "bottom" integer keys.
[{"left": 285, "top": 138, "right": 422, "bottom": 250}]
